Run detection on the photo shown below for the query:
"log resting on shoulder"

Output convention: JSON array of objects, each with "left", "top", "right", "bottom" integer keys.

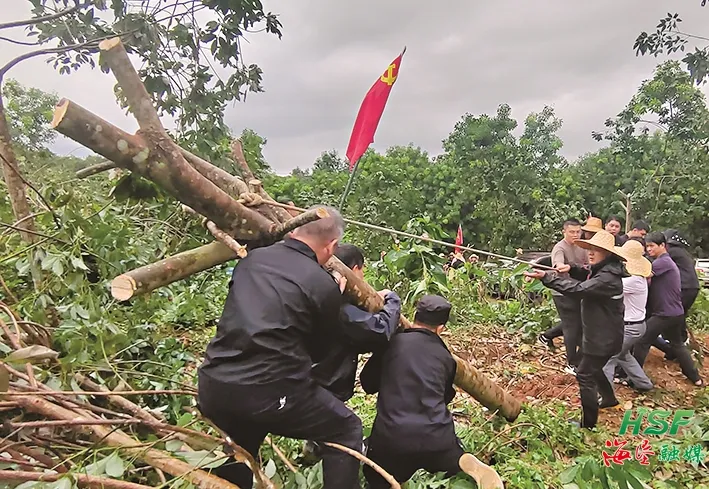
[{"left": 323, "top": 259, "right": 522, "bottom": 422}]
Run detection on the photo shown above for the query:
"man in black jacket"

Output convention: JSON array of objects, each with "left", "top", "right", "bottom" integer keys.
[
  {"left": 305, "top": 243, "right": 401, "bottom": 460},
  {"left": 360, "top": 295, "right": 503, "bottom": 489},
  {"left": 525, "top": 230, "right": 626, "bottom": 429},
  {"left": 197, "top": 208, "right": 363, "bottom": 489}
]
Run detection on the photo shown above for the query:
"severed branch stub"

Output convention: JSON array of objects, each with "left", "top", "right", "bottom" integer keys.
[
  {"left": 206, "top": 221, "right": 247, "bottom": 258},
  {"left": 267, "top": 207, "right": 329, "bottom": 244},
  {"left": 75, "top": 160, "right": 117, "bottom": 178}
]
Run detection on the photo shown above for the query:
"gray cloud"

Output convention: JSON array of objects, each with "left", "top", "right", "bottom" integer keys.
[{"left": 2, "top": 0, "right": 708, "bottom": 173}]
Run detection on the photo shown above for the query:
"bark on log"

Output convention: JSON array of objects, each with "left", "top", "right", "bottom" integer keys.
[
  {"left": 231, "top": 139, "right": 255, "bottom": 182},
  {"left": 76, "top": 161, "right": 117, "bottom": 178},
  {"left": 52, "top": 98, "right": 269, "bottom": 240},
  {"left": 268, "top": 208, "right": 329, "bottom": 243},
  {"left": 323, "top": 258, "right": 522, "bottom": 422},
  {"left": 15, "top": 395, "right": 242, "bottom": 489},
  {"left": 93, "top": 38, "right": 272, "bottom": 240},
  {"left": 0, "top": 471, "right": 153, "bottom": 489},
  {"left": 111, "top": 242, "right": 237, "bottom": 301}
]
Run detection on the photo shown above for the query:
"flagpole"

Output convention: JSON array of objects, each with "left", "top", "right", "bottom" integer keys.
[{"left": 338, "top": 158, "right": 360, "bottom": 211}]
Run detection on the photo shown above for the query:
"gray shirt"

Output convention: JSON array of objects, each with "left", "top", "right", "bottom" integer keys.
[{"left": 550, "top": 239, "right": 588, "bottom": 296}]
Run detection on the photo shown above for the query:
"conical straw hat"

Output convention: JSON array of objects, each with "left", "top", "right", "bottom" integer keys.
[
  {"left": 576, "top": 230, "right": 624, "bottom": 258},
  {"left": 581, "top": 216, "right": 604, "bottom": 233},
  {"left": 614, "top": 239, "right": 652, "bottom": 277}
]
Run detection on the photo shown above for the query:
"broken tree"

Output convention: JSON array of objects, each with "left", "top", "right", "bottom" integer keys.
[{"left": 51, "top": 36, "right": 521, "bottom": 422}]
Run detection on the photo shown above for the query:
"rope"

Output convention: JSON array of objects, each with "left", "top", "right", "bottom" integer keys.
[{"left": 262, "top": 200, "right": 554, "bottom": 270}]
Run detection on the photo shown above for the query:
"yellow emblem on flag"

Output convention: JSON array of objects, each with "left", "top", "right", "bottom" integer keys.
[{"left": 380, "top": 63, "right": 397, "bottom": 86}]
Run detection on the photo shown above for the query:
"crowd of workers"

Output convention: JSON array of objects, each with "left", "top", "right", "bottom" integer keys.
[
  {"left": 194, "top": 207, "right": 704, "bottom": 488},
  {"left": 531, "top": 216, "right": 703, "bottom": 429}
]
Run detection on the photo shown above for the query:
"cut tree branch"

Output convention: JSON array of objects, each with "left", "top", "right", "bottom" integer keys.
[
  {"left": 0, "top": 470, "right": 153, "bottom": 489},
  {"left": 52, "top": 98, "right": 269, "bottom": 239},
  {"left": 110, "top": 242, "right": 237, "bottom": 301},
  {"left": 76, "top": 161, "right": 116, "bottom": 178},
  {"left": 15, "top": 395, "right": 243, "bottom": 489},
  {"left": 206, "top": 221, "right": 247, "bottom": 258},
  {"left": 231, "top": 139, "right": 255, "bottom": 182},
  {"left": 0, "top": 3, "right": 84, "bottom": 31}
]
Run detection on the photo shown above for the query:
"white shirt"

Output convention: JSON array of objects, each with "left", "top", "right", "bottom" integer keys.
[{"left": 622, "top": 275, "right": 648, "bottom": 322}]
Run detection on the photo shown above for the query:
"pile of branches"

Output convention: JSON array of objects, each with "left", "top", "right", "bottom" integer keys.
[{"left": 0, "top": 301, "right": 275, "bottom": 489}]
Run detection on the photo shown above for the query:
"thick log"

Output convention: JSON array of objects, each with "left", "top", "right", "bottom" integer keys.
[
  {"left": 111, "top": 242, "right": 236, "bottom": 301},
  {"left": 87, "top": 38, "right": 272, "bottom": 239},
  {"left": 52, "top": 98, "right": 269, "bottom": 239},
  {"left": 323, "top": 259, "right": 522, "bottom": 422},
  {"left": 15, "top": 395, "right": 242, "bottom": 489}
]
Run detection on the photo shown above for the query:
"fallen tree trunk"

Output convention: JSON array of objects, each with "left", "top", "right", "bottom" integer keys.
[
  {"left": 52, "top": 100, "right": 269, "bottom": 240},
  {"left": 15, "top": 395, "right": 243, "bottom": 489},
  {"left": 323, "top": 260, "right": 522, "bottom": 422},
  {"left": 111, "top": 242, "right": 237, "bottom": 301}
]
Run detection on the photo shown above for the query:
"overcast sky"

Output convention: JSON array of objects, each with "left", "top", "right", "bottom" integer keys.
[{"left": 2, "top": 0, "right": 708, "bottom": 174}]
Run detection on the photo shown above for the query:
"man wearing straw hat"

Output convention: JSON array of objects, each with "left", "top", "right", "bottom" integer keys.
[
  {"left": 581, "top": 216, "right": 604, "bottom": 239},
  {"left": 525, "top": 230, "right": 626, "bottom": 429},
  {"left": 602, "top": 239, "right": 653, "bottom": 392}
]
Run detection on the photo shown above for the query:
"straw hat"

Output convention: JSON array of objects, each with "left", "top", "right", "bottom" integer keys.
[
  {"left": 576, "top": 230, "right": 624, "bottom": 258},
  {"left": 615, "top": 239, "right": 652, "bottom": 277},
  {"left": 581, "top": 216, "right": 604, "bottom": 233}
]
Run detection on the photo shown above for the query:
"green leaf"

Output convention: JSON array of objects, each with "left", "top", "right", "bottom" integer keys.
[
  {"left": 71, "top": 256, "right": 89, "bottom": 271},
  {"left": 165, "top": 440, "right": 184, "bottom": 452},
  {"left": 104, "top": 451, "right": 125, "bottom": 478},
  {"left": 559, "top": 465, "right": 580, "bottom": 484},
  {"left": 177, "top": 450, "right": 226, "bottom": 469},
  {"left": 264, "top": 459, "right": 277, "bottom": 479},
  {"left": 6, "top": 345, "right": 59, "bottom": 364}
]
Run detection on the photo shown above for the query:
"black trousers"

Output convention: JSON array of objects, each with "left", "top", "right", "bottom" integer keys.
[
  {"left": 651, "top": 288, "right": 699, "bottom": 354},
  {"left": 198, "top": 372, "right": 362, "bottom": 489},
  {"left": 577, "top": 353, "right": 616, "bottom": 428},
  {"left": 633, "top": 315, "right": 700, "bottom": 383},
  {"left": 552, "top": 295, "right": 583, "bottom": 366},
  {"left": 542, "top": 322, "right": 563, "bottom": 339},
  {"left": 363, "top": 439, "right": 464, "bottom": 488}
]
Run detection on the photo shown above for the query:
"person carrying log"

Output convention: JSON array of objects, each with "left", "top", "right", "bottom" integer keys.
[
  {"left": 359, "top": 295, "right": 504, "bottom": 489},
  {"left": 525, "top": 231, "right": 626, "bottom": 429},
  {"left": 305, "top": 243, "right": 402, "bottom": 460},
  {"left": 197, "top": 207, "right": 364, "bottom": 489}
]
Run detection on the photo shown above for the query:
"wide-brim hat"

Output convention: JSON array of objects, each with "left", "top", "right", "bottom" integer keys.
[
  {"left": 614, "top": 239, "right": 652, "bottom": 278},
  {"left": 581, "top": 216, "right": 604, "bottom": 233},
  {"left": 576, "top": 230, "right": 625, "bottom": 259}
]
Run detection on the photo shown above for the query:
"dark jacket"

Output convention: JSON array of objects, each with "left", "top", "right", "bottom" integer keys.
[
  {"left": 199, "top": 238, "right": 342, "bottom": 386},
  {"left": 360, "top": 328, "right": 457, "bottom": 453},
  {"left": 667, "top": 245, "right": 700, "bottom": 291},
  {"left": 542, "top": 258, "right": 626, "bottom": 357},
  {"left": 311, "top": 293, "right": 401, "bottom": 401}
]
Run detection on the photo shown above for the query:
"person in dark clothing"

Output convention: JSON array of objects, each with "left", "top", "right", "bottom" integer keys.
[
  {"left": 632, "top": 232, "right": 703, "bottom": 387},
  {"left": 617, "top": 219, "right": 650, "bottom": 246},
  {"left": 360, "top": 295, "right": 503, "bottom": 489},
  {"left": 197, "top": 207, "right": 364, "bottom": 489},
  {"left": 526, "top": 230, "right": 626, "bottom": 429},
  {"left": 653, "top": 229, "right": 700, "bottom": 359},
  {"left": 305, "top": 243, "right": 401, "bottom": 460}
]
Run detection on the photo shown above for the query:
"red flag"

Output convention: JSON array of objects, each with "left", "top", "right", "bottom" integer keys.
[
  {"left": 455, "top": 224, "right": 463, "bottom": 254},
  {"left": 346, "top": 48, "right": 406, "bottom": 170}
]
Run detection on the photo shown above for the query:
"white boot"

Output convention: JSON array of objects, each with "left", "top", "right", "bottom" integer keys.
[{"left": 459, "top": 453, "right": 504, "bottom": 489}]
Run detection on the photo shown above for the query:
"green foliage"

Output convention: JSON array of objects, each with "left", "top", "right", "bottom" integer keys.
[
  {"left": 1, "top": 79, "right": 58, "bottom": 151},
  {"left": 11, "top": 0, "right": 282, "bottom": 161}
]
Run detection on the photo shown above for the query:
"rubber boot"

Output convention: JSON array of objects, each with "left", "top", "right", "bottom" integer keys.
[{"left": 459, "top": 453, "right": 504, "bottom": 489}]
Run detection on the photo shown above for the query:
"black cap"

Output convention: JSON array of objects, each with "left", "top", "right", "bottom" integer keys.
[{"left": 414, "top": 294, "right": 452, "bottom": 327}]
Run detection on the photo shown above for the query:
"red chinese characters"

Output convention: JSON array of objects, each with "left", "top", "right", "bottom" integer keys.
[
  {"left": 635, "top": 439, "right": 655, "bottom": 465},
  {"left": 602, "top": 439, "right": 633, "bottom": 466}
]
